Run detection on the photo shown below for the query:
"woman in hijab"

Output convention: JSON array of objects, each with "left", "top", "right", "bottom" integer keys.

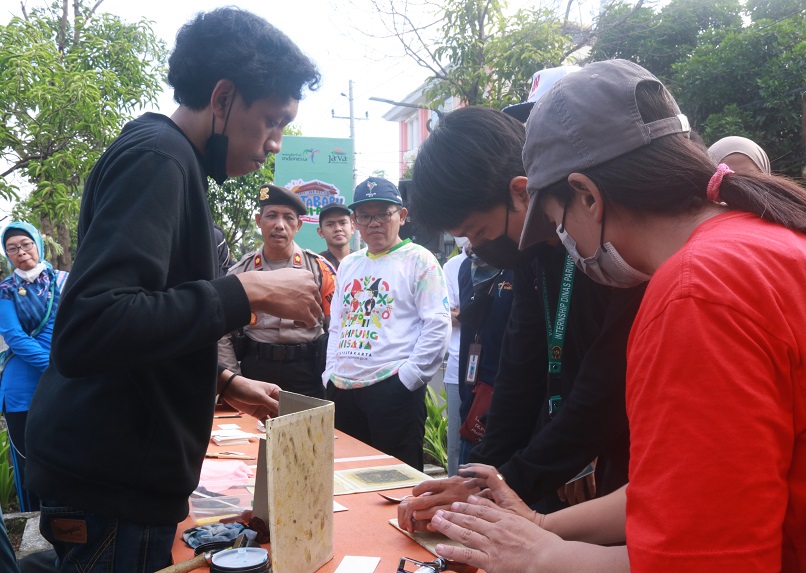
[
  {"left": 708, "top": 135, "right": 771, "bottom": 175},
  {"left": 429, "top": 60, "right": 805, "bottom": 573},
  {"left": 0, "top": 222, "right": 68, "bottom": 512}
]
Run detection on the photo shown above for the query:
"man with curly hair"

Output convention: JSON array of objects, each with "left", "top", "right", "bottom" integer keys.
[{"left": 24, "top": 8, "right": 320, "bottom": 571}]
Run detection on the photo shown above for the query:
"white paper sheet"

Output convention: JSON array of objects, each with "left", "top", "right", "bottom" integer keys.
[{"left": 333, "top": 556, "right": 380, "bottom": 573}]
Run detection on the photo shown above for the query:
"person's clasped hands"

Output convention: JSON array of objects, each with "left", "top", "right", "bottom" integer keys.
[
  {"left": 416, "top": 464, "right": 557, "bottom": 573},
  {"left": 398, "top": 470, "right": 482, "bottom": 533},
  {"left": 398, "top": 463, "right": 544, "bottom": 532}
]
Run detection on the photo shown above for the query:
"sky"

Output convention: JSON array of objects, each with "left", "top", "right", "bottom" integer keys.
[
  {"left": 1, "top": 0, "right": 609, "bottom": 219},
  {"left": 1, "top": 0, "right": 434, "bottom": 216}
]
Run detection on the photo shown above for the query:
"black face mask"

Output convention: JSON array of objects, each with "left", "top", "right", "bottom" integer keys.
[
  {"left": 472, "top": 207, "right": 526, "bottom": 269},
  {"left": 204, "top": 95, "right": 235, "bottom": 185},
  {"left": 205, "top": 131, "right": 228, "bottom": 185}
]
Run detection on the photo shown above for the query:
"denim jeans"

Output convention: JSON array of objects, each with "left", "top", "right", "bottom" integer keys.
[{"left": 39, "top": 502, "right": 176, "bottom": 573}]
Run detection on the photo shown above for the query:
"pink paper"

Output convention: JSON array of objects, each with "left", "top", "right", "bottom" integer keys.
[{"left": 198, "top": 459, "right": 254, "bottom": 492}]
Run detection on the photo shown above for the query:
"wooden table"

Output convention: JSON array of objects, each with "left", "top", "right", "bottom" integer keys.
[{"left": 171, "top": 412, "right": 444, "bottom": 572}]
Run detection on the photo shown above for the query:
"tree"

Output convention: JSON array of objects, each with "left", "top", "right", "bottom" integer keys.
[
  {"left": 207, "top": 163, "right": 273, "bottom": 261},
  {"left": 746, "top": 0, "right": 804, "bottom": 21},
  {"left": 367, "top": 0, "right": 574, "bottom": 110},
  {"left": 0, "top": 1, "right": 166, "bottom": 269},
  {"left": 673, "top": 9, "right": 806, "bottom": 175},
  {"left": 365, "top": 0, "right": 669, "bottom": 111},
  {"left": 586, "top": 0, "right": 805, "bottom": 176},
  {"left": 588, "top": 0, "right": 743, "bottom": 83},
  {"left": 424, "top": 1, "right": 572, "bottom": 109}
]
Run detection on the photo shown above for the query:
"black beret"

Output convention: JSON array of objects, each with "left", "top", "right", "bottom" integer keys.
[{"left": 257, "top": 184, "right": 307, "bottom": 217}]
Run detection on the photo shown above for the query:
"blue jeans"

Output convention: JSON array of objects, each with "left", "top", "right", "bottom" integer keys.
[{"left": 39, "top": 502, "right": 176, "bottom": 573}]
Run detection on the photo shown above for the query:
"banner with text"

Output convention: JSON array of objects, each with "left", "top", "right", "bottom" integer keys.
[{"left": 275, "top": 136, "right": 354, "bottom": 253}]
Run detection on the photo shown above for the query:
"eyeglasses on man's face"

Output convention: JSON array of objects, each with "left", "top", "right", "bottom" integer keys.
[
  {"left": 353, "top": 208, "right": 401, "bottom": 226},
  {"left": 6, "top": 241, "right": 35, "bottom": 256}
]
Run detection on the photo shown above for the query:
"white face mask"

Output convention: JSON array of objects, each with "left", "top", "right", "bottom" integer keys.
[
  {"left": 556, "top": 225, "right": 651, "bottom": 288},
  {"left": 14, "top": 262, "right": 47, "bottom": 283}
]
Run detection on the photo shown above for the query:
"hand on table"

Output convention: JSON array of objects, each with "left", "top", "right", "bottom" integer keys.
[
  {"left": 456, "top": 464, "right": 544, "bottom": 525},
  {"left": 431, "top": 496, "right": 560, "bottom": 573},
  {"left": 222, "top": 375, "right": 280, "bottom": 420},
  {"left": 398, "top": 475, "right": 482, "bottom": 533},
  {"left": 237, "top": 268, "right": 321, "bottom": 328}
]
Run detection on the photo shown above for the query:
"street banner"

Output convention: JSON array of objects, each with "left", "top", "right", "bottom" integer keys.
[{"left": 275, "top": 136, "right": 354, "bottom": 252}]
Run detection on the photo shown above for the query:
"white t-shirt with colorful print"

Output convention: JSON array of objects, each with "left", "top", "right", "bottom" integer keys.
[{"left": 324, "top": 239, "right": 451, "bottom": 391}]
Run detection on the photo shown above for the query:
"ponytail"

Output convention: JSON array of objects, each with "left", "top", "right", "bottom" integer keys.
[{"left": 717, "top": 172, "right": 806, "bottom": 232}]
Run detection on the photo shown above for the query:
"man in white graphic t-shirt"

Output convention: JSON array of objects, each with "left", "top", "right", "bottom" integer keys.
[{"left": 323, "top": 177, "right": 450, "bottom": 469}]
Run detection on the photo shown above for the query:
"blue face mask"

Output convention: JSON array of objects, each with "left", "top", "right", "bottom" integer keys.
[{"left": 555, "top": 205, "right": 651, "bottom": 288}]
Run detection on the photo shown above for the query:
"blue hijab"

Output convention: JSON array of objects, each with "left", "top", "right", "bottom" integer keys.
[
  {"left": 2, "top": 221, "right": 47, "bottom": 270},
  {"left": 0, "top": 222, "right": 58, "bottom": 334}
]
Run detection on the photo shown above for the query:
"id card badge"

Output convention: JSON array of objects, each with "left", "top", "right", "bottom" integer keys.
[{"left": 465, "top": 342, "right": 481, "bottom": 385}]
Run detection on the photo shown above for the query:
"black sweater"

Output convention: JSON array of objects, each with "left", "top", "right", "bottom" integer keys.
[
  {"left": 25, "top": 114, "right": 251, "bottom": 524},
  {"left": 470, "top": 243, "right": 645, "bottom": 503}
]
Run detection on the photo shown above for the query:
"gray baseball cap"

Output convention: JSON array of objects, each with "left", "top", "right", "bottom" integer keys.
[{"left": 519, "top": 59, "right": 690, "bottom": 249}]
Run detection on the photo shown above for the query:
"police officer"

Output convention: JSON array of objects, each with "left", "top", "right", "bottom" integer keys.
[{"left": 219, "top": 183, "right": 336, "bottom": 399}]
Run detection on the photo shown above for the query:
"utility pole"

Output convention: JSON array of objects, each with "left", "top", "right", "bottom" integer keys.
[
  {"left": 332, "top": 79, "right": 368, "bottom": 250},
  {"left": 332, "top": 80, "right": 368, "bottom": 189}
]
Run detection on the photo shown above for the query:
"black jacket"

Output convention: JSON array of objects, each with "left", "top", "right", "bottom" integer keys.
[
  {"left": 25, "top": 114, "right": 251, "bottom": 524},
  {"left": 470, "top": 243, "right": 644, "bottom": 503}
]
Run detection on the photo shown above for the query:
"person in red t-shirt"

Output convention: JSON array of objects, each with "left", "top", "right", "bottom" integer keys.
[{"left": 427, "top": 59, "right": 806, "bottom": 573}]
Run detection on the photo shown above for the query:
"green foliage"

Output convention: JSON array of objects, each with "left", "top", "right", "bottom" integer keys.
[
  {"left": 423, "top": 386, "right": 448, "bottom": 469},
  {"left": 0, "top": 1, "right": 167, "bottom": 267},
  {"left": 402, "top": 162, "right": 414, "bottom": 180},
  {"left": 207, "top": 161, "right": 274, "bottom": 256},
  {"left": 475, "top": 8, "right": 570, "bottom": 108},
  {"left": 424, "top": 0, "right": 571, "bottom": 109},
  {"left": 588, "top": 0, "right": 806, "bottom": 176},
  {"left": 0, "top": 425, "right": 17, "bottom": 511},
  {"left": 673, "top": 10, "right": 806, "bottom": 175},
  {"left": 589, "top": 0, "right": 743, "bottom": 82},
  {"left": 747, "top": 0, "right": 805, "bottom": 21}
]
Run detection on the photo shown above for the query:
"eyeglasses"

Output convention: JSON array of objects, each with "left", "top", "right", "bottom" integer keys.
[
  {"left": 6, "top": 241, "right": 35, "bottom": 255},
  {"left": 354, "top": 208, "right": 401, "bottom": 226}
]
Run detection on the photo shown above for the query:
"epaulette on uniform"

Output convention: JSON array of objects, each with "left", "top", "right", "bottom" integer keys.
[{"left": 229, "top": 250, "right": 259, "bottom": 274}]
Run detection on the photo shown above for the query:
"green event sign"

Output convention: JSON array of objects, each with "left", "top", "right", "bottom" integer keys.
[{"left": 275, "top": 136, "right": 354, "bottom": 253}]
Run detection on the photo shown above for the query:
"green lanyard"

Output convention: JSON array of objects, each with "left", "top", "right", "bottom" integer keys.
[{"left": 540, "top": 252, "right": 576, "bottom": 417}]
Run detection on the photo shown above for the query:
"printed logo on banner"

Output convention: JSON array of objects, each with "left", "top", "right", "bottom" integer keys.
[
  {"left": 286, "top": 178, "right": 347, "bottom": 224},
  {"left": 304, "top": 148, "right": 320, "bottom": 163},
  {"left": 328, "top": 148, "right": 349, "bottom": 165},
  {"left": 282, "top": 149, "right": 320, "bottom": 163}
]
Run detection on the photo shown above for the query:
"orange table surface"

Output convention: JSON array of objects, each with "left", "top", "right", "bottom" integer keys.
[{"left": 171, "top": 412, "right": 455, "bottom": 572}]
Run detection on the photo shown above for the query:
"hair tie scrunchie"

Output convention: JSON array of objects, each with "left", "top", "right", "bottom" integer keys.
[{"left": 706, "top": 163, "right": 735, "bottom": 202}]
